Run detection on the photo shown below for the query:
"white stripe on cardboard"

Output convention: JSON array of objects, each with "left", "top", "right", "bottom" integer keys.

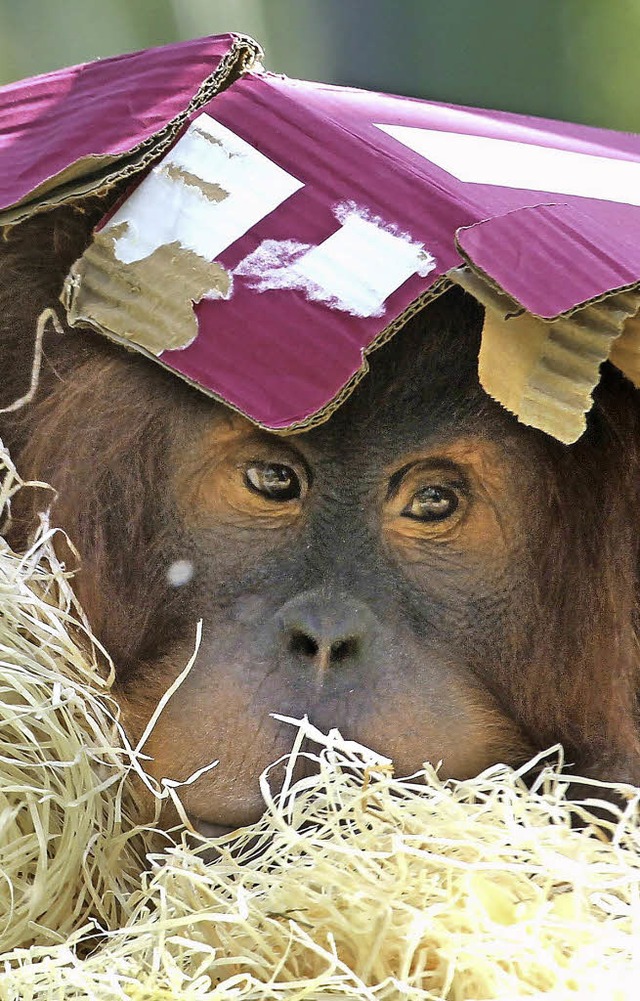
[
  {"left": 234, "top": 202, "right": 436, "bottom": 318},
  {"left": 104, "top": 113, "right": 304, "bottom": 264},
  {"left": 375, "top": 124, "right": 640, "bottom": 207}
]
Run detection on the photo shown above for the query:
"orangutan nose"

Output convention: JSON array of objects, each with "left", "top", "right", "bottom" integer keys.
[{"left": 276, "top": 591, "right": 376, "bottom": 672}]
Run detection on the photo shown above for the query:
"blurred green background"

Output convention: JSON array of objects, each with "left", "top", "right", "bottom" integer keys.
[{"left": 0, "top": 0, "right": 639, "bottom": 132}]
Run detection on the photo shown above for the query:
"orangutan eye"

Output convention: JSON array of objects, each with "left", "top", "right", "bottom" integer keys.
[
  {"left": 244, "top": 462, "right": 301, "bottom": 501},
  {"left": 403, "top": 485, "right": 459, "bottom": 522}
]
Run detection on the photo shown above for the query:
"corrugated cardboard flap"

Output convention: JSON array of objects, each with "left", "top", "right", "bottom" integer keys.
[
  {"left": 0, "top": 34, "right": 262, "bottom": 226},
  {"left": 453, "top": 203, "right": 640, "bottom": 443},
  {"left": 456, "top": 203, "right": 640, "bottom": 319}
]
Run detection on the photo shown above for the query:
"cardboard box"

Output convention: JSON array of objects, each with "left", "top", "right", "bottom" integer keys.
[{"left": 1, "top": 34, "right": 639, "bottom": 442}]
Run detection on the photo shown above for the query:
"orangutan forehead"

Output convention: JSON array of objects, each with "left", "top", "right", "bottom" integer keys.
[
  {"left": 299, "top": 369, "right": 491, "bottom": 461},
  {"left": 192, "top": 292, "right": 492, "bottom": 463},
  {"left": 319, "top": 313, "right": 487, "bottom": 435}
]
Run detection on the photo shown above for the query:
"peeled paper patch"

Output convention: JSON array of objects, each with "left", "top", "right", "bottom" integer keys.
[
  {"left": 66, "top": 224, "right": 232, "bottom": 355},
  {"left": 234, "top": 203, "right": 436, "bottom": 319},
  {"left": 64, "top": 112, "right": 304, "bottom": 354}
]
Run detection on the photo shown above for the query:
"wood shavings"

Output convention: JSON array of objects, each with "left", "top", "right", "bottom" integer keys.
[{"left": 0, "top": 439, "right": 156, "bottom": 955}]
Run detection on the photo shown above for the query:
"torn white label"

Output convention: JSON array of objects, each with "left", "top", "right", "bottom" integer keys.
[
  {"left": 375, "top": 124, "right": 640, "bottom": 207},
  {"left": 103, "top": 112, "right": 304, "bottom": 264},
  {"left": 234, "top": 202, "right": 436, "bottom": 318}
]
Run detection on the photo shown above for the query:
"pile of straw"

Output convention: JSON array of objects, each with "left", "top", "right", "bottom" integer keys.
[
  {"left": 0, "top": 442, "right": 154, "bottom": 958},
  {"left": 1, "top": 438, "right": 640, "bottom": 1000}
]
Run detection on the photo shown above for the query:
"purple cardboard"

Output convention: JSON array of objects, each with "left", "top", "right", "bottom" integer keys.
[
  {"left": 0, "top": 34, "right": 259, "bottom": 220},
  {"left": 1, "top": 35, "right": 640, "bottom": 440}
]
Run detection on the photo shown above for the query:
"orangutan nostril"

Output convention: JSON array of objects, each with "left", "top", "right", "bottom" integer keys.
[
  {"left": 288, "top": 631, "right": 319, "bottom": 658},
  {"left": 277, "top": 591, "right": 376, "bottom": 670},
  {"left": 330, "top": 637, "right": 359, "bottom": 663}
]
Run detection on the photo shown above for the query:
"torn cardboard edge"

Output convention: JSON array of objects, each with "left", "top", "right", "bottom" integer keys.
[
  {"left": 63, "top": 254, "right": 640, "bottom": 444},
  {"left": 63, "top": 265, "right": 453, "bottom": 435},
  {"left": 61, "top": 164, "right": 640, "bottom": 444},
  {"left": 451, "top": 265, "right": 640, "bottom": 443},
  {"left": 62, "top": 136, "right": 640, "bottom": 445},
  {"left": 63, "top": 221, "right": 640, "bottom": 444},
  {"left": 0, "top": 34, "right": 262, "bottom": 228}
]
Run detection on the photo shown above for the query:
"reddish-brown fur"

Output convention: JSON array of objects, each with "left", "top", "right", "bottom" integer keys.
[{"left": 2, "top": 197, "right": 640, "bottom": 830}]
